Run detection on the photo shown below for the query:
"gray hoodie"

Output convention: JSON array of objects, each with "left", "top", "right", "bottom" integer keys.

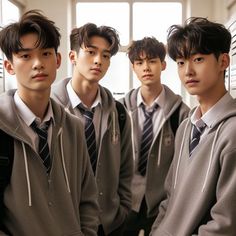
[
  {"left": 0, "top": 90, "right": 99, "bottom": 236},
  {"left": 151, "top": 95, "right": 236, "bottom": 236},
  {"left": 120, "top": 85, "right": 189, "bottom": 217},
  {"left": 51, "top": 78, "right": 133, "bottom": 234}
]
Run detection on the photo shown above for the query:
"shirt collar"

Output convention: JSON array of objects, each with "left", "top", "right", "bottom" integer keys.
[
  {"left": 191, "top": 92, "right": 233, "bottom": 128},
  {"left": 66, "top": 79, "right": 102, "bottom": 109},
  {"left": 14, "top": 91, "right": 54, "bottom": 127},
  {"left": 137, "top": 86, "right": 165, "bottom": 110}
]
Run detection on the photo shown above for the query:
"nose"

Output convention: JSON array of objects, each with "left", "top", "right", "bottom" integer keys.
[
  {"left": 32, "top": 57, "right": 44, "bottom": 70},
  {"left": 185, "top": 61, "right": 194, "bottom": 76},
  {"left": 94, "top": 54, "right": 102, "bottom": 66},
  {"left": 143, "top": 61, "right": 150, "bottom": 72}
]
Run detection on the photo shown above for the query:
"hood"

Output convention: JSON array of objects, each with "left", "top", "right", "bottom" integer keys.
[
  {"left": 123, "top": 85, "right": 184, "bottom": 119},
  {"left": 51, "top": 78, "right": 115, "bottom": 114},
  {"left": 0, "top": 90, "right": 70, "bottom": 207},
  {"left": 51, "top": 77, "right": 71, "bottom": 109},
  {"left": 0, "top": 89, "right": 66, "bottom": 141}
]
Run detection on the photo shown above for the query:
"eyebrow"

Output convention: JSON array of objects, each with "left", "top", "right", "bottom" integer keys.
[{"left": 86, "top": 44, "right": 111, "bottom": 54}]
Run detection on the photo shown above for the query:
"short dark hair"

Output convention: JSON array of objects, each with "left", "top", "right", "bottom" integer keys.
[
  {"left": 127, "top": 37, "right": 166, "bottom": 64},
  {"left": 70, "top": 23, "right": 120, "bottom": 56},
  {"left": 0, "top": 9, "right": 61, "bottom": 61},
  {"left": 167, "top": 17, "right": 232, "bottom": 61}
]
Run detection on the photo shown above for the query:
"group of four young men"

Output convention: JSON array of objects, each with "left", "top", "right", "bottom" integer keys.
[{"left": 0, "top": 9, "right": 235, "bottom": 236}]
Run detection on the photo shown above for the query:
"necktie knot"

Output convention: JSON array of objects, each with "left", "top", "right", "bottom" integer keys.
[
  {"left": 31, "top": 119, "right": 51, "bottom": 134},
  {"left": 141, "top": 103, "right": 158, "bottom": 119}
]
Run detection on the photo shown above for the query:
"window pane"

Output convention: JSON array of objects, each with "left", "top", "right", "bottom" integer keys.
[
  {"left": 76, "top": 2, "right": 129, "bottom": 45},
  {"left": 2, "top": 0, "right": 20, "bottom": 26},
  {"left": 100, "top": 52, "right": 130, "bottom": 100},
  {"left": 133, "top": 2, "right": 182, "bottom": 43},
  {"left": 1, "top": 0, "right": 20, "bottom": 91},
  {"left": 133, "top": 2, "right": 182, "bottom": 94}
]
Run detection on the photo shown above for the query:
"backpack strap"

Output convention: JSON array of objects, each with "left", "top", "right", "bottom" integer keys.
[
  {"left": 170, "top": 104, "right": 181, "bottom": 136},
  {"left": 115, "top": 100, "right": 126, "bottom": 135},
  {"left": 0, "top": 129, "right": 14, "bottom": 230}
]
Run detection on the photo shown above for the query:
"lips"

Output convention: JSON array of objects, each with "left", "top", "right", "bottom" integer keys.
[
  {"left": 186, "top": 79, "right": 199, "bottom": 85},
  {"left": 91, "top": 68, "right": 101, "bottom": 73},
  {"left": 32, "top": 73, "right": 48, "bottom": 79},
  {"left": 142, "top": 74, "right": 153, "bottom": 78}
]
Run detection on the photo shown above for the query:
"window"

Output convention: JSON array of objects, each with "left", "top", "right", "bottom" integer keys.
[
  {"left": 76, "top": 1, "right": 183, "bottom": 99},
  {"left": 0, "top": 0, "right": 20, "bottom": 92}
]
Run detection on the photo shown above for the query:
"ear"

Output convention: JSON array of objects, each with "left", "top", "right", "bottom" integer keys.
[
  {"left": 161, "top": 60, "right": 167, "bottom": 71},
  {"left": 4, "top": 60, "right": 15, "bottom": 75},
  {"left": 220, "top": 53, "right": 230, "bottom": 71},
  {"left": 56, "top": 52, "right": 61, "bottom": 69},
  {"left": 69, "top": 50, "right": 77, "bottom": 65}
]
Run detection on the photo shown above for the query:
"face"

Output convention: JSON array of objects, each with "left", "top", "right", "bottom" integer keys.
[
  {"left": 176, "top": 53, "right": 229, "bottom": 99},
  {"left": 4, "top": 33, "right": 61, "bottom": 96},
  {"left": 69, "top": 36, "right": 111, "bottom": 84},
  {"left": 132, "top": 52, "right": 166, "bottom": 87}
]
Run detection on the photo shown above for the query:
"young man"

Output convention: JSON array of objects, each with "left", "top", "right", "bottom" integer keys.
[
  {"left": 51, "top": 23, "right": 133, "bottom": 236},
  {"left": 150, "top": 17, "right": 236, "bottom": 235},
  {"left": 0, "top": 10, "right": 99, "bottom": 236},
  {"left": 120, "top": 37, "right": 189, "bottom": 236}
]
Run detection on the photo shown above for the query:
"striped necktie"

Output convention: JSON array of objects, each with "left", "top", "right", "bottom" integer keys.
[
  {"left": 138, "top": 103, "right": 158, "bottom": 176},
  {"left": 189, "top": 124, "right": 206, "bottom": 156},
  {"left": 31, "top": 119, "right": 51, "bottom": 173},
  {"left": 78, "top": 106, "right": 97, "bottom": 173}
]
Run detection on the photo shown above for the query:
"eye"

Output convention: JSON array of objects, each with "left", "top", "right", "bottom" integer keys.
[
  {"left": 86, "top": 49, "right": 95, "bottom": 55},
  {"left": 194, "top": 57, "right": 204, "bottom": 63},
  {"left": 176, "top": 60, "right": 184, "bottom": 67},
  {"left": 150, "top": 59, "right": 157, "bottom": 63},
  {"left": 20, "top": 54, "right": 30, "bottom": 60},
  {"left": 103, "top": 53, "right": 111, "bottom": 59},
  {"left": 43, "top": 51, "right": 52, "bottom": 57},
  {"left": 134, "top": 61, "right": 142, "bottom": 65}
]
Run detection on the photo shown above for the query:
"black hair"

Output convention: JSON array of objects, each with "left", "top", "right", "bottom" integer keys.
[
  {"left": 167, "top": 17, "right": 231, "bottom": 61},
  {"left": 0, "top": 9, "right": 61, "bottom": 61},
  {"left": 127, "top": 37, "right": 166, "bottom": 64},
  {"left": 70, "top": 23, "right": 120, "bottom": 56}
]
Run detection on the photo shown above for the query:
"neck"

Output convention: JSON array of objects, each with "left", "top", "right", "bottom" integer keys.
[
  {"left": 71, "top": 77, "right": 98, "bottom": 108},
  {"left": 18, "top": 90, "right": 50, "bottom": 120},
  {"left": 140, "top": 84, "right": 162, "bottom": 106}
]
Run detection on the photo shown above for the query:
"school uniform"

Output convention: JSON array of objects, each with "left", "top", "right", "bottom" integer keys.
[
  {"left": 51, "top": 78, "right": 133, "bottom": 235},
  {"left": 151, "top": 93, "right": 236, "bottom": 236},
  {"left": 0, "top": 89, "right": 99, "bottom": 236},
  {"left": 120, "top": 85, "right": 189, "bottom": 235}
]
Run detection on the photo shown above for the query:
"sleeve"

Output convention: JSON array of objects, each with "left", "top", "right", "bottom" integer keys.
[
  {"left": 195, "top": 148, "right": 236, "bottom": 235},
  {"left": 78, "top": 129, "right": 99, "bottom": 236},
  {"left": 118, "top": 108, "right": 133, "bottom": 216}
]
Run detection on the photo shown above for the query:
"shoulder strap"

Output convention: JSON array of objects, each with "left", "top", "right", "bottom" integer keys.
[
  {"left": 170, "top": 104, "right": 181, "bottom": 136},
  {"left": 115, "top": 100, "right": 126, "bottom": 134},
  {"left": 0, "top": 129, "right": 14, "bottom": 229}
]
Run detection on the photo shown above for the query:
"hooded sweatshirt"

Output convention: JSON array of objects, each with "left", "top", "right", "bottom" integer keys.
[
  {"left": 151, "top": 95, "right": 236, "bottom": 236},
  {"left": 51, "top": 78, "right": 133, "bottom": 234},
  {"left": 0, "top": 90, "right": 99, "bottom": 236},
  {"left": 119, "top": 85, "right": 189, "bottom": 217}
]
